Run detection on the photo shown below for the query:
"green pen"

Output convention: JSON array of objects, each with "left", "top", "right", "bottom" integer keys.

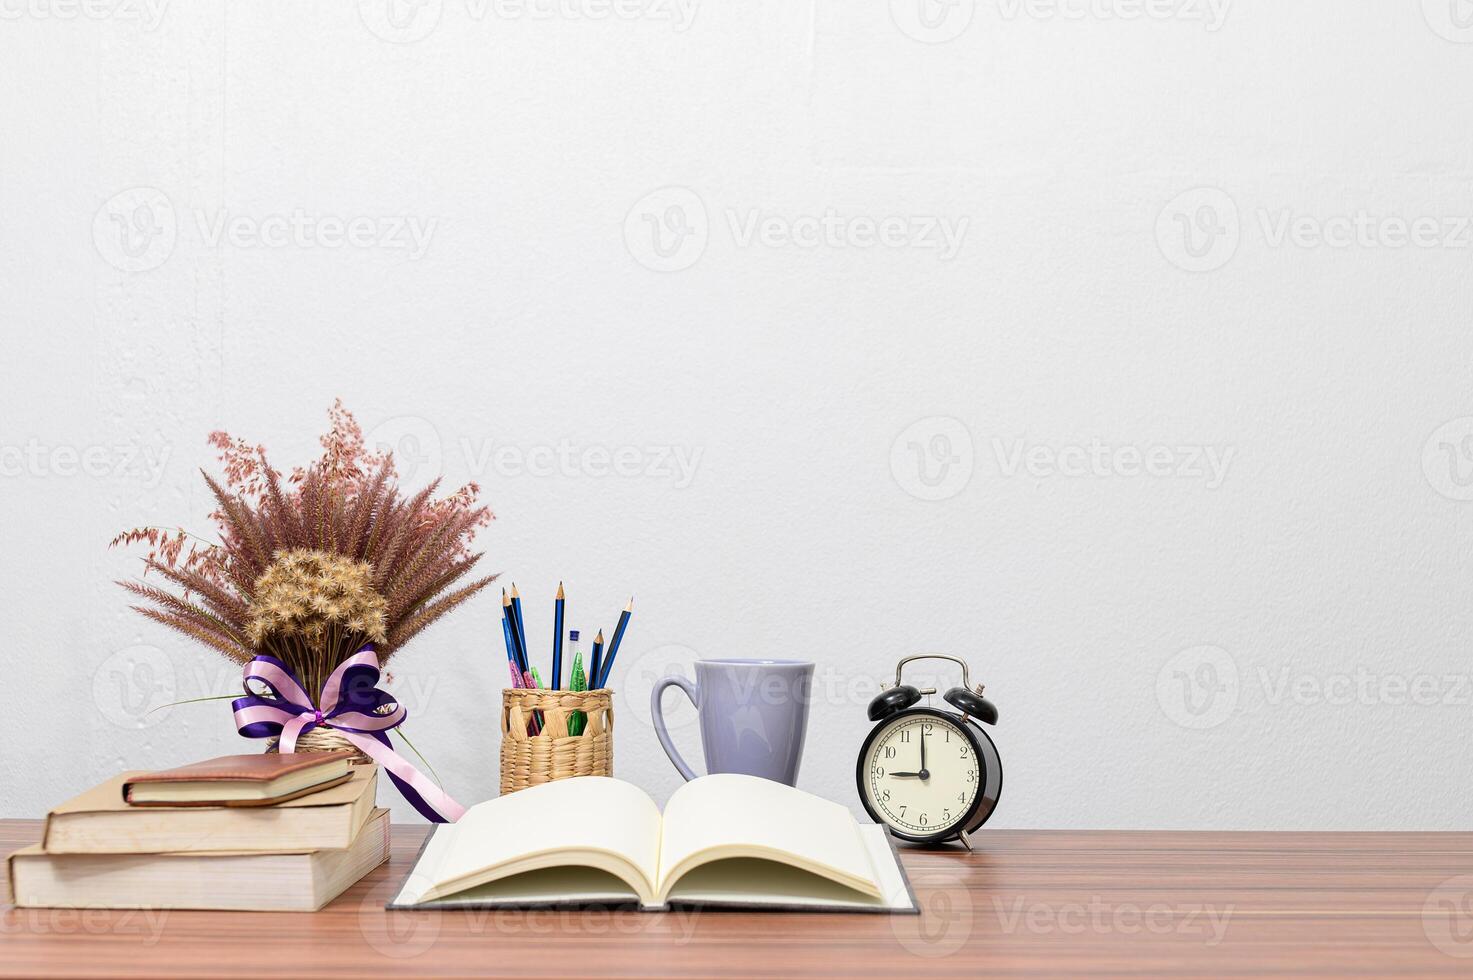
[
  {"left": 569, "top": 633, "right": 587, "bottom": 736},
  {"left": 570, "top": 661, "right": 587, "bottom": 736}
]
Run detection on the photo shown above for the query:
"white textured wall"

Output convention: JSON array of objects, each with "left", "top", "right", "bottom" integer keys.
[{"left": 3, "top": 0, "right": 1472, "bottom": 830}]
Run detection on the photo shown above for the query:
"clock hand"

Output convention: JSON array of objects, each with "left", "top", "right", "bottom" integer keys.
[
  {"left": 919, "top": 726, "right": 928, "bottom": 780},
  {"left": 888, "top": 771, "right": 922, "bottom": 778}
]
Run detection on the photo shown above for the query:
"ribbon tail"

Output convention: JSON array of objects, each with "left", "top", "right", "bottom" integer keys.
[
  {"left": 278, "top": 714, "right": 312, "bottom": 754},
  {"left": 340, "top": 731, "right": 466, "bottom": 823},
  {"left": 383, "top": 767, "right": 453, "bottom": 825}
]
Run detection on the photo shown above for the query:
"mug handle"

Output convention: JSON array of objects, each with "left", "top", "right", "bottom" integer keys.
[{"left": 650, "top": 674, "right": 701, "bottom": 781}]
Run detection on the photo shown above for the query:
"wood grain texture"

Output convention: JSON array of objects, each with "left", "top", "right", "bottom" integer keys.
[{"left": 3, "top": 821, "right": 1472, "bottom": 978}]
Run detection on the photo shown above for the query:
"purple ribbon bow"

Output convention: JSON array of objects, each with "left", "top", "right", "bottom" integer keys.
[{"left": 232, "top": 647, "right": 464, "bottom": 823}]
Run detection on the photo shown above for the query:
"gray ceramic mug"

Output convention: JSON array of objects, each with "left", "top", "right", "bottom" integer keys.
[{"left": 650, "top": 658, "right": 814, "bottom": 785}]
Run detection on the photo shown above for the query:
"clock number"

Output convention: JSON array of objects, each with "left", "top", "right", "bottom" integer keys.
[
  {"left": 898, "top": 805, "right": 906, "bottom": 817},
  {"left": 944, "top": 729, "right": 950, "bottom": 743},
  {"left": 922, "top": 722, "right": 934, "bottom": 734},
  {"left": 960, "top": 745, "right": 969, "bottom": 757},
  {"left": 883, "top": 746, "right": 896, "bottom": 759},
  {"left": 943, "top": 808, "right": 951, "bottom": 822},
  {"left": 918, "top": 813, "right": 928, "bottom": 826},
  {"left": 958, "top": 791, "right": 967, "bottom": 803},
  {"left": 873, "top": 766, "right": 885, "bottom": 779},
  {"left": 880, "top": 789, "right": 890, "bottom": 802},
  {"left": 966, "top": 769, "right": 976, "bottom": 783},
  {"left": 900, "top": 730, "right": 911, "bottom": 743}
]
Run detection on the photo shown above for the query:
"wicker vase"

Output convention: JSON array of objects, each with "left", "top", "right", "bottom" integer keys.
[
  {"left": 264, "top": 727, "right": 374, "bottom": 765},
  {"left": 500, "top": 688, "right": 613, "bottom": 795}
]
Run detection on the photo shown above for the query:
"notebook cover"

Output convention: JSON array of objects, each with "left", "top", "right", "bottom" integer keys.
[
  {"left": 56, "top": 766, "right": 369, "bottom": 817},
  {"left": 383, "top": 823, "right": 920, "bottom": 914},
  {"left": 124, "top": 771, "right": 355, "bottom": 808},
  {"left": 41, "top": 767, "right": 377, "bottom": 852},
  {"left": 122, "top": 751, "right": 353, "bottom": 791},
  {"left": 58, "top": 766, "right": 366, "bottom": 814},
  {"left": 121, "top": 752, "right": 355, "bottom": 805}
]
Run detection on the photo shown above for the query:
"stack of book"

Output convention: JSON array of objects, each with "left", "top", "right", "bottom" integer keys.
[{"left": 3, "top": 752, "right": 388, "bottom": 912}]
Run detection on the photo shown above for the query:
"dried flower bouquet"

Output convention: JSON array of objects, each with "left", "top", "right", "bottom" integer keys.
[{"left": 113, "top": 401, "right": 494, "bottom": 699}]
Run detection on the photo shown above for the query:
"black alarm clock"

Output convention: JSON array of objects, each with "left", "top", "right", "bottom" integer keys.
[{"left": 856, "top": 654, "right": 1002, "bottom": 848}]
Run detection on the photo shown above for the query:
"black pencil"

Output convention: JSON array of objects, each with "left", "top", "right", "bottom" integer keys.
[
  {"left": 503, "top": 589, "right": 528, "bottom": 673},
  {"left": 510, "top": 583, "right": 530, "bottom": 674},
  {"left": 590, "top": 629, "right": 604, "bottom": 691}
]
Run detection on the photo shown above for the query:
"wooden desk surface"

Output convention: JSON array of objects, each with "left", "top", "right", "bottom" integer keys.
[{"left": 3, "top": 820, "right": 1472, "bottom": 978}]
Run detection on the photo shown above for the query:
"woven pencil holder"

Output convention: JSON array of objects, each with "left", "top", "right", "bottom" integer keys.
[{"left": 500, "top": 688, "right": 613, "bottom": 795}]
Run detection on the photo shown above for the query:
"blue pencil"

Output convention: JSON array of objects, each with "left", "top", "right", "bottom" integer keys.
[
  {"left": 590, "top": 629, "right": 604, "bottom": 691},
  {"left": 503, "top": 615, "right": 532, "bottom": 733},
  {"left": 501, "top": 614, "right": 518, "bottom": 672},
  {"left": 511, "top": 584, "right": 530, "bottom": 673},
  {"left": 552, "top": 581, "right": 565, "bottom": 690},
  {"left": 598, "top": 597, "right": 633, "bottom": 688},
  {"left": 503, "top": 590, "right": 528, "bottom": 672}
]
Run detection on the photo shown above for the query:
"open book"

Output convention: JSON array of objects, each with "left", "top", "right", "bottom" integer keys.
[{"left": 388, "top": 775, "right": 916, "bottom": 913}]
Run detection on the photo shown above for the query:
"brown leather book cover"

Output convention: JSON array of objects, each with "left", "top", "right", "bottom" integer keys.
[
  {"left": 43, "top": 768, "right": 378, "bottom": 852},
  {"left": 122, "top": 752, "right": 356, "bottom": 807}
]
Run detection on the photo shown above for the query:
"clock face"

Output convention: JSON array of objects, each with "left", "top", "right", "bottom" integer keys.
[{"left": 860, "top": 711, "right": 982, "bottom": 839}]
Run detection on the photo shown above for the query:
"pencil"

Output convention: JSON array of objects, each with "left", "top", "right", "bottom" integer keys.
[
  {"left": 599, "top": 597, "right": 633, "bottom": 688},
  {"left": 501, "top": 615, "right": 519, "bottom": 674},
  {"left": 511, "top": 583, "right": 530, "bottom": 675},
  {"left": 552, "top": 582, "right": 565, "bottom": 690},
  {"left": 590, "top": 630, "right": 604, "bottom": 692},
  {"left": 505, "top": 616, "right": 540, "bottom": 732},
  {"left": 522, "top": 667, "right": 543, "bottom": 735},
  {"left": 504, "top": 589, "right": 528, "bottom": 673},
  {"left": 505, "top": 615, "right": 527, "bottom": 728}
]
